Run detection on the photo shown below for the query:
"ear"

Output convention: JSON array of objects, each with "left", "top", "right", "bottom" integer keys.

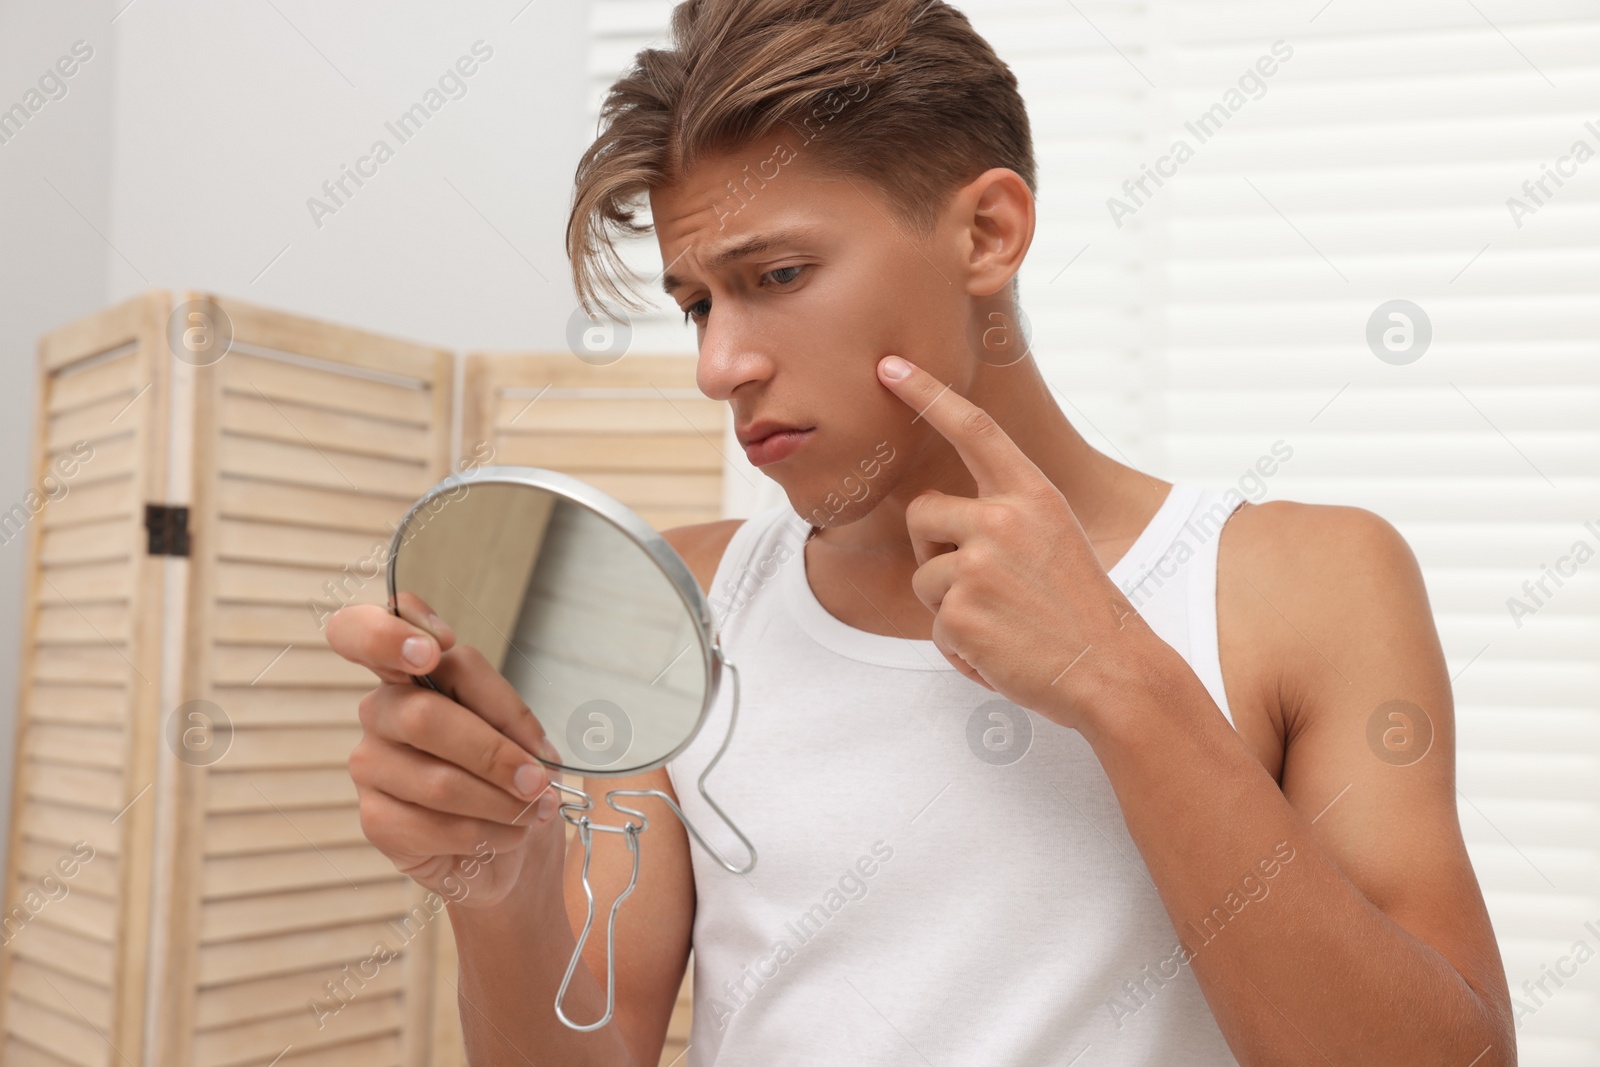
[{"left": 954, "top": 167, "right": 1035, "bottom": 298}]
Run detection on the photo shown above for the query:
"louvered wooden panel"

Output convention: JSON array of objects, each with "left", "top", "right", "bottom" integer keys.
[
  {"left": 151, "top": 292, "right": 454, "bottom": 1067},
  {"left": 462, "top": 353, "right": 726, "bottom": 531},
  {"left": 0, "top": 291, "right": 171, "bottom": 1067}
]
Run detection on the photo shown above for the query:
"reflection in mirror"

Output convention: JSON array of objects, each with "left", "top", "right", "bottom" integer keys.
[{"left": 391, "top": 478, "right": 711, "bottom": 776}]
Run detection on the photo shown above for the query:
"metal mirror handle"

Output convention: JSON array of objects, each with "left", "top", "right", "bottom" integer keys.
[{"left": 553, "top": 659, "right": 757, "bottom": 1031}]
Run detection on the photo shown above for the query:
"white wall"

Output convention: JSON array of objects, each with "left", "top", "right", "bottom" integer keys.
[
  {"left": 0, "top": 0, "right": 594, "bottom": 877},
  {"left": 0, "top": 0, "right": 118, "bottom": 886},
  {"left": 104, "top": 0, "right": 595, "bottom": 350}
]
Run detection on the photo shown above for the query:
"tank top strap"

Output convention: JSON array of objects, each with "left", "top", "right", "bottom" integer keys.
[
  {"left": 1183, "top": 487, "right": 1248, "bottom": 727},
  {"left": 705, "top": 503, "right": 807, "bottom": 639}
]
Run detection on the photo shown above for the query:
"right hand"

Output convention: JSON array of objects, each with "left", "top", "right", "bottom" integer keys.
[{"left": 328, "top": 591, "right": 565, "bottom": 909}]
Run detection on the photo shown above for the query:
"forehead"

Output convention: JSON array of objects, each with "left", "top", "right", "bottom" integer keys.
[
  {"left": 649, "top": 142, "right": 861, "bottom": 282},
  {"left": 651, "top": 140, "right": 817, "bottom": 222}
]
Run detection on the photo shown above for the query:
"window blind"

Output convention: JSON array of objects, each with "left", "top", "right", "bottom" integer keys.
[
  {"left": 1127, "top": 4, "right": 1600, "bottom": 1063},
  {"left": 587, "top": 2, "right": 1600, "bottom": 1061}
]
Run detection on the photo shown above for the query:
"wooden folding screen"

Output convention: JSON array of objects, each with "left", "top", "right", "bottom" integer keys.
[
  {"left": 463, "top": 352, "right": 724, "bottom": 531},
  {"left": 153, "top": 294, "right": 455, "bottom": 1067},
  {"left": 4, "top": 300, "right": 726, "bottom": 1066},
  {"left": 0, "top": 291, "right": 172, "bottom": 1067}
]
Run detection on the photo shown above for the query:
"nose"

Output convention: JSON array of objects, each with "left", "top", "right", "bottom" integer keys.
[{"left": 694, "top": 307, "right": 771, "bottom": 403}]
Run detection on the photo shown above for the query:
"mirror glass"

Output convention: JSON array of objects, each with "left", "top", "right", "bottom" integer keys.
[{"left": 389, "top": 474, "right": 715, "bottom": 777}]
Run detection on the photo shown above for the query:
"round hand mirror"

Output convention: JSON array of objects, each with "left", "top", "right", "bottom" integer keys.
[
  {"left": 384, "top": 465, "right": 756, "bottom": 1031},
  {"left": 389, "top": 465, "right": 716, "bottom": 775}
]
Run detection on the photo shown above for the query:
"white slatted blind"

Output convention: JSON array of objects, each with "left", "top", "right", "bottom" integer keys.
[
  {"left": 584, "top": 0, "right": 681, "bottom": 359},
  {"left": 589, "top": 2, "right": 1600, "bottom": 1061},
  {"left": 1139, "top": 4, "right": 1600, "bottom": 1063}
]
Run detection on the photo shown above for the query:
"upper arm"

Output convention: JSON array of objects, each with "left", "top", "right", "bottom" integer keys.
[
  {"left": 559, "top": 518, "right": 744, "bottom": 1064},
  {"left": 1232, "top": 502, "right": 1511, "bottom": 1017}
]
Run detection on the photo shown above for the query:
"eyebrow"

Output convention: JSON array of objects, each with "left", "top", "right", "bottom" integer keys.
[{"left": 661, "top": 227, "right": 817, "bottom": 295}]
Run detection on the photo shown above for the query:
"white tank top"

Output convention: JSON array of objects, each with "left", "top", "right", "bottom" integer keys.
[{"left": 666, "top": 482, "right": 1248, "bottom": 1065}]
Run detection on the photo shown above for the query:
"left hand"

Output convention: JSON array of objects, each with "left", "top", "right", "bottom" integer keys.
[{"left": 876, "top": 354, "right": 1151, "bottom": 731}]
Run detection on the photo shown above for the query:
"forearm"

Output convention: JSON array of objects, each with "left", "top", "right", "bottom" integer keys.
[
  {"left": 1076, "top": 642, "right": 1511, "bottom": 1066},
  {"left": 447, "top": 829, "right": 638, "bottom": 1067}
]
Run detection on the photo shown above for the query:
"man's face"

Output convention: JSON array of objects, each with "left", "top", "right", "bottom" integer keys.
[{"left": 651, "top": 142, "right": 975, "bottom": 528}]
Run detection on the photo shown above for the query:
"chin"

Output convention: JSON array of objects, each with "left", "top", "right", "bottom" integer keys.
[
  {"left": 773, "top": 437, "right": 902, "bottom": 528},
  {"left": 791, "top": 484, "right": 885, "bottom": 530}
]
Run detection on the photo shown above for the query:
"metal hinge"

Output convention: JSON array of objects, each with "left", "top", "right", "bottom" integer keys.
[{"left": 144, "top": 504, "right": 190, "bottom": 557}]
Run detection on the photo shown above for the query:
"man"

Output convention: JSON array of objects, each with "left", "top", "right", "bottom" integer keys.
[{"left": 329, "top": 1, "right": 1515, "bottom": 1063}]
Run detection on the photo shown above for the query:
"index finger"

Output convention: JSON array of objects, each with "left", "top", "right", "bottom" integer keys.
[{"left": 876, "top": 354, "right": 1036, "bottom": 496}]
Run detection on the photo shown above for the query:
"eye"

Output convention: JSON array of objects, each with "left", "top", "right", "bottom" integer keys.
[
  {"left": 765, "top": 264, "right": 806, "bottom": 287},
  {"left": 683, "top": 298, "right": 710, "bottom": 326}
]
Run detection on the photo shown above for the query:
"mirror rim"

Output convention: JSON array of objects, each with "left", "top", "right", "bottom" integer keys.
[{"left": 384, "top": 464, "right": 723, "bottom": 778}]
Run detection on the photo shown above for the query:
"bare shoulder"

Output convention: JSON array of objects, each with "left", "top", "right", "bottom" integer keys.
[
  {"left": 1221, "top": 498, "right": 1420, "bottom": 579},
  {"left": 660, "top": 518, "right": 746, "bottom": 597},
  {"left": 1222, "top": 495, "right": 1427, "bottom": 627},
  {"left": 1216, "top": 499, "right": 1437, "bottom": 774},
  {"left": 1216, "top": 495, "right": 1433, "bottom": 671}
]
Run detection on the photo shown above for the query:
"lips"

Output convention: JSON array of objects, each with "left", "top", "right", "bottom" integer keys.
[
  {"left": 736, "top": 420, "right": 815, "bottom": 448},
  {"left": 739, "top": 425, "right": 815, "bottom": 468}
]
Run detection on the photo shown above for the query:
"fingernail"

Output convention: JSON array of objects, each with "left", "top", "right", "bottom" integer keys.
[
  {"left": 426, "top": 611, "right": 454, "bottom": 640},
  {"left": 536, "top": 738, "right": 561, "bottom": 763},
  {"left": 401, "top": 636, "right": 431, "bottom": 667},
  {"left": 514, "top": 763, "right": 545, "bottom": 799},
  {"left": 880, "top": 355, "right": 911, "bottom": 380},
  {"left": 536, "top": 791, "right": 559, "bottom": 821}
]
